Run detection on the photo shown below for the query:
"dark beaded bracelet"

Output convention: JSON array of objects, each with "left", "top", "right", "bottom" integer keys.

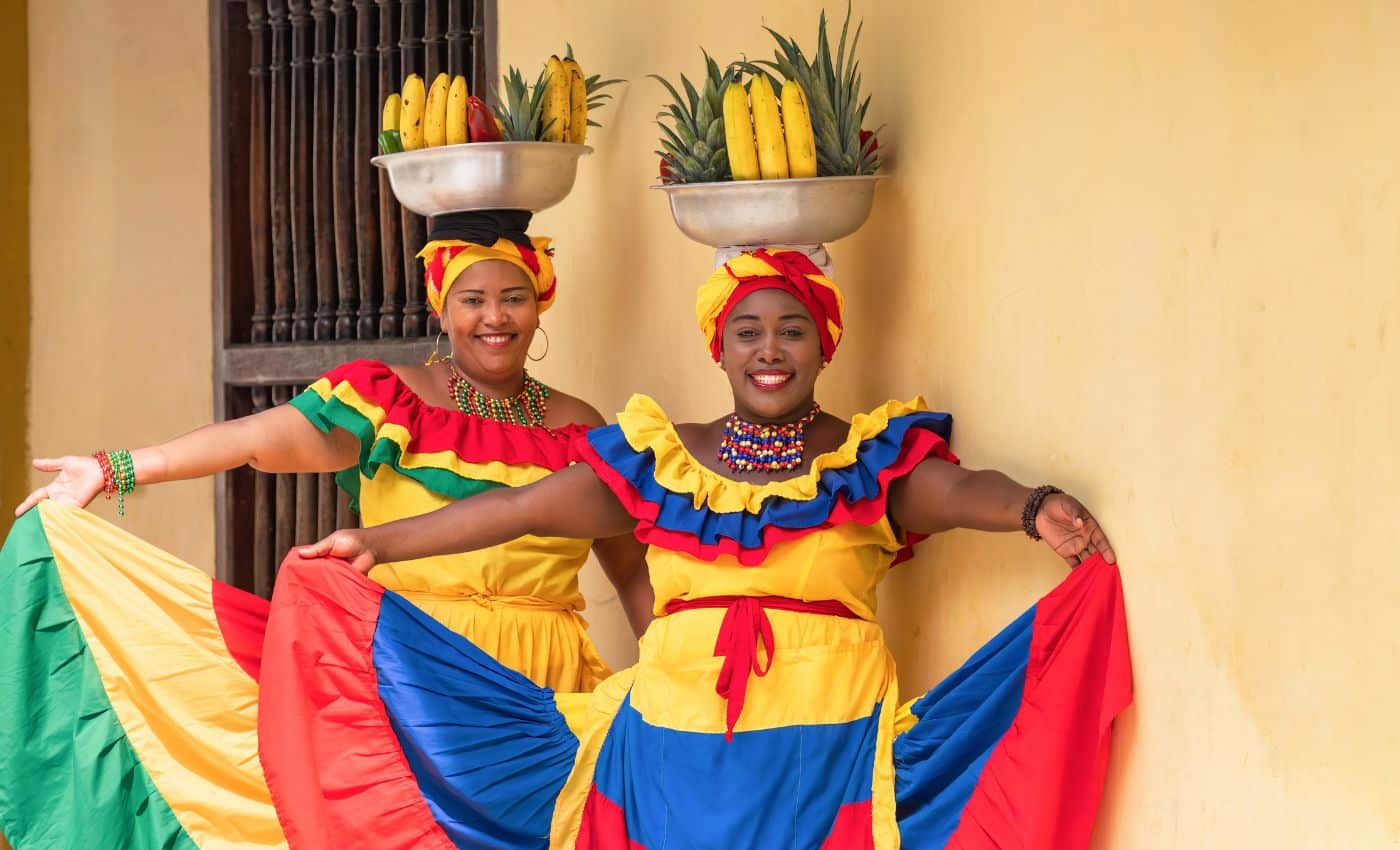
[{"left": 1021, "top": 485, "right": 1063, "bottom": 540}]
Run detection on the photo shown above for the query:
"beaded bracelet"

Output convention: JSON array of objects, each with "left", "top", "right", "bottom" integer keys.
[
  {"left": 1021, "top": 485, "right": 1063, "bottom": 541},
  {"left": 92, "top": 449, "right": 136, "bottom": 516}
]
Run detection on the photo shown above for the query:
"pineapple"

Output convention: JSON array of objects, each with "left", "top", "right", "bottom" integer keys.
[
  {"left": 651, "top": 51, "right": 734, "bottom": 183},
  {"left": 495, "top": 65, "right": 551, "bottom": 141},
  {"left": 749, "top": 3, "right": 880, "bottom": 176}
]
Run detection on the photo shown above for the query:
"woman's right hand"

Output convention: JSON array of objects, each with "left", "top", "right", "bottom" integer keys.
[{"left": 15, "top": 456, "right": 106, "bottom": 516}]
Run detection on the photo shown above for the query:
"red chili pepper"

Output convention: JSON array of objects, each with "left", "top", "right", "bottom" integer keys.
[{"left": 467, "top": 97, "right": 503, "bottom": 142}]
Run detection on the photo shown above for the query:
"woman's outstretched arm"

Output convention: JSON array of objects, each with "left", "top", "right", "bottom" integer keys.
[
  {"left": 16, "top": 405, "right": 359, "bottom": 516},
  {"left": 299, "top": 462, "right": 637, "bottom": 573},
  {"left": 888, "top": 457, "right": 1116, "bottom": 567}
]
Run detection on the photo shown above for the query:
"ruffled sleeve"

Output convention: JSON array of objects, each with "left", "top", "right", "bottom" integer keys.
[
  {"left": 288, "top": 360, "right": 589, "bottom": 510},
  {"left": 574, "top": 394, "right": 957, "bottom": 565}
]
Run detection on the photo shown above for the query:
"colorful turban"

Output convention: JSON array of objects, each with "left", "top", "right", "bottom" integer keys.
[
  {"left": 418, "top": 236, "right": 557, "bottom": 317},
  {"left": 696, "top": 248, "right": 846, "bottom": 363}
]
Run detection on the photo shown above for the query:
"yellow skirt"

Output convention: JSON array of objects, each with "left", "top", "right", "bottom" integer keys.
[{"left": 393, "top": 588, "right": 611, "bottom": 691}]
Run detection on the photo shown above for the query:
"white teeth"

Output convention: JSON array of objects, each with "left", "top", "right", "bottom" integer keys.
[
  {"left": 479, "top": 335, "right": 511, "bottom": 344},
  {"left": 752, "top": 374, "right": 791, "bottom": 386}
]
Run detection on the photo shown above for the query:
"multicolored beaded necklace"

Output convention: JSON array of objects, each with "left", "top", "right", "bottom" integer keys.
[
  {"left": 446, "top": 364, "right": 550, "bottom": 427},
  {"left": 717, "top": 403, "right": 821, "bottom": 473}
]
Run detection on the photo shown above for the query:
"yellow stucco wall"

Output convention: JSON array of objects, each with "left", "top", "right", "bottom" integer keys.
[
  {"left": 501, "top": 1, "right": 1400, "bottom": 847},
  {"left": 20, "top": 2, "right": 1399, "bottom": 846},
  {"left": 27, "top": 0, "right": 213, "bottom": 564},
  {"left": 0, "top": 0, "right": 25, "bottom": 844},
  {"left": 0, "top": 0, "right": 28, "bottom": 541}
]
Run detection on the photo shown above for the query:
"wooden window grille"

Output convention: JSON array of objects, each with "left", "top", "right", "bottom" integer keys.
[{"left": 209, "top": 0, "right": 496, "bottom": 595}]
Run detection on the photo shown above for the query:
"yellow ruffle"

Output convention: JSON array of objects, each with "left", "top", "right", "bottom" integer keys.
[{"left": 614, "top": 393, "right": 930, "bottom": 514}]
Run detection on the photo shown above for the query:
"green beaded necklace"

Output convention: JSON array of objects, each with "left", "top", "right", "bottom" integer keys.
[{"left": 446, "top": 364, "right": 550, "bottom": 427}]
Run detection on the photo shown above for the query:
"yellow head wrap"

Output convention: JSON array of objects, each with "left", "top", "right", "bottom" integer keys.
[
  {"left": 695, "top": 248, "right": 846, "bottom": 362},
  {"left": 417, "top": 236, "right": 557, "bottom": 317}
]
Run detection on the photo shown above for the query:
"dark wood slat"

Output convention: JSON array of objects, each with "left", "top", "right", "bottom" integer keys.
[
  {"left": 332, "top": 0, "right": 360, "bottom": 339},
  {"left": 445, "top": 0, "right": 466, "bottom": 79},
  {"left": 354, "top": 0, "right": 381, "bottom": 339},
  {"left": 268, "top": 0, "right": 294, "bottom": 342},
  {"left": 474, "top": 0, "right": 495, "bottom": 100},
  {"left": 271, "top": 386, "right": 296, "bottom": 581},
  {"left": 317, "top": 471, "right": 337, "bottom": 538},
  {"left": 296, "top": 469, "right": 318, "bottom": 551},
  {"left": 398, "top": 0, "right": 427, "bottom": 336},
  {"left": 422, "top": 0, "right": 443, "bottom": 81},
  {"left": 376, "top": 0, "right": 404, "bottom": 338},
  {"left": 289, "top": 0, "right": 315, "bottom": 341},
  {"left": 336, "top": 487, "right": 354, "bottom": 530},
  {"left": 310, "top": 0, "right": 337, "bottom": 341},
  {"left": 247, "top": 1, "right": 273, "bottom": 344},
  {"left": 421, "top": 1, "right": 440, "bottom": 342},
  {"left": 220, "top": 337, "right": 435, "bottom": 384},
  {"left": 250, "top": 386, "right": 275, "bottom": 597}
]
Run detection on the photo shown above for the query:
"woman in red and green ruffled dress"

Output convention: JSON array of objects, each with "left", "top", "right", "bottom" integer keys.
[
  {"left": 14, "top": 211, "right": 651, "bottom": 689},
  {"left": 0, "top": 212, "right": 649, "bottom": 849}
]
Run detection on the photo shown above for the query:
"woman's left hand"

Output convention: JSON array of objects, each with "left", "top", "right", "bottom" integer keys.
[
  {"left": 298, "top": 529, "right": 379, "bottom": 575},
  {"left": 1035, "top": 493, "right": 1116, "bottom": 567}
]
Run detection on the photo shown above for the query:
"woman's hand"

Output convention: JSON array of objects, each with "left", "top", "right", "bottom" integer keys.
[
  {"left": 298, "top": 529, "right": 380, "bottom": 575},
  {"left": 1035, "top": 493, "right": 1116, "bottom": 567},
  {"left": 15, "top": 456, "right": 106, "bottom": 516}
]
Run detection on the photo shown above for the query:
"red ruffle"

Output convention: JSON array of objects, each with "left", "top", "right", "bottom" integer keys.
[
  {"left": 943, "top": 555, "right": 1133, "bottom": 849},
  {"left": 258, "top": 554, "right": 458, "bottom": 850},
  {"left": 210, "top": 579, "right": 269, "bottom": 681},
  {"left": 314, "top": 360, "right": 590, "bottom": 470}
]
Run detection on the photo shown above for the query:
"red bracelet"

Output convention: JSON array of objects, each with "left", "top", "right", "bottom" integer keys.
[{"left": 92, "top": 451, "right": 117, "bottom": 497}]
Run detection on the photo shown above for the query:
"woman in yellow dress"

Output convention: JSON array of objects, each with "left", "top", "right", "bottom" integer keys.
[
  {"left": 276, "top": 247, "right": 1131, "bottom": 850},
  {"left": 14, "top": 210, "right": 652, "bottom": 690}
]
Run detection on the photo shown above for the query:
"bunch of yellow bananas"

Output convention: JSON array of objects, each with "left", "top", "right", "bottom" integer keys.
[
  {"left": 379, "top": 72, "right": 505, "bottom": 154},
  {"left": 722, "top": 75, "right": 817, "bottom": 180},
  {"left": 538, "top": 55, "right": 588, "bottom": 144}
]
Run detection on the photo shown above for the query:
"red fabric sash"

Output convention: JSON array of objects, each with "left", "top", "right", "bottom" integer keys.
[{"left": 663, "top": 595, "right": 860, "bottom": 740}]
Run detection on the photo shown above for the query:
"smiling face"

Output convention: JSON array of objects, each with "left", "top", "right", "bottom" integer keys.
[
  {"left": 441, "top": 259, "right": 539, "bottom": 384},
  {"left": 718, "top": 288, "right": 825, "bottom": 423}
]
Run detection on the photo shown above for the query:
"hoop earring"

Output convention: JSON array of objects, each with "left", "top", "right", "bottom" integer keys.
[
  {"left": 527, "top": 326, "right": 550, "bottom": 362},
  {"left": 424, "top": 331, "right": 452, "bottom": 366}
]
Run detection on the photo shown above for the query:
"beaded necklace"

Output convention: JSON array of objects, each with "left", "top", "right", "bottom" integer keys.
[
  {"left": 446, "top": 364, "right": 550, "bottom": 427},
  {"left": 717, "top": 403, "right": 821, "bottom": 473}
]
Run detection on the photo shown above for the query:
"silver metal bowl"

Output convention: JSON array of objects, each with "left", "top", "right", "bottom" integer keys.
[
  {"left": 372, "top": 142, "right": 593, "bottom": 215},
  {"left": 653, "top": 175, "right": 885, "bottom": 247}
]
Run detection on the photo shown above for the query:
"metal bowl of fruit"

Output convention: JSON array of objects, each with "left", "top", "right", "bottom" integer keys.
[
  {"left": 653, "top": 175, "right": 885, "bottom": 248},
  {"left": 373, "top": 142, "right": 593, "bottom": 216}
]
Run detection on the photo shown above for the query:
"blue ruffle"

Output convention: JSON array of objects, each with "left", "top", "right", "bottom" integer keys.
[{"left": 584, "top": 411, "right": 953, "bottom": 549}]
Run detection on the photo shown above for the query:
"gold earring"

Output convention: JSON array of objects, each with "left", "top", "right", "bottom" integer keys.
[
  {"left": 424, "top": 331, "right": 451, "bottom": 366},
  {"left": 527, "top": 326, "right": 550, "bottom": 362}
]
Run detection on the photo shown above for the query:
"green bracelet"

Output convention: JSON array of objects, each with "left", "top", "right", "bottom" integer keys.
[{"left": 99, "top": 449, "right": 136, "bottom": 516}]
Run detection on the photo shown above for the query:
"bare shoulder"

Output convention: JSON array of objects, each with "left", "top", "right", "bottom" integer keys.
[
  {"left": 545, "top": 387, "right": 608, "bottom": 429},
  {"left": 385, "top": 362, "right": 449, "bottom": 406},
  {"left": 672, "top": 419, "right": 715, "bottom": 445},
  {"left": 808, "top": 411, "right": 852, "bottom": 452}
]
